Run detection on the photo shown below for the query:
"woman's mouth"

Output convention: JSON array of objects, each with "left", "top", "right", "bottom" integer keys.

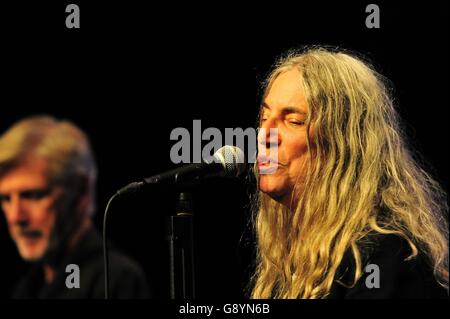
[
  {"left": 258, "top": 162, "right": 279, "bottom": 174},
  {"left": 257, "top": 154, "right": 279, "bottom": 164}
]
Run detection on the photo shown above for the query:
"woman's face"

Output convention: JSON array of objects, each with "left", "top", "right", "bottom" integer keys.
[{"left": 258, "top": 69, "right": 313, "bottom": 208}]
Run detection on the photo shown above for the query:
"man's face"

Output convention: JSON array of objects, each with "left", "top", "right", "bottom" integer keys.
[
  {"left": 0, "top": 158, "right": 61, "bottom": 262},
  {"left": 258, "top": 69, "right": 312, "bottom": 207}
]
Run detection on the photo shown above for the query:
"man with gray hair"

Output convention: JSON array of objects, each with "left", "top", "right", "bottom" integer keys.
[{"left": 0, "top": 115, "right": 150, "bottom": 298}]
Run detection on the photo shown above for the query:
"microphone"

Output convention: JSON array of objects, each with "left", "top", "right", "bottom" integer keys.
[{"left": 116, "top": 146, "right": 246, "bottom": 195}]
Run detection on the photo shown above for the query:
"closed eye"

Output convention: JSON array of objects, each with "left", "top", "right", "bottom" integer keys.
[
  {"left": 0, "top": 194, "right": 11, "bottom": 203},
  {"left": 287, "top": 119, "right": 305, "bottom": 126},
  {"left": 20, "top": 189, "right": 51, "bottom": 200}
]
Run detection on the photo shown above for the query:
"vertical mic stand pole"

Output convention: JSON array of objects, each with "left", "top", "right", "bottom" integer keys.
[{"left": 167, "top": 192, "right": 195, "bottom": 299}]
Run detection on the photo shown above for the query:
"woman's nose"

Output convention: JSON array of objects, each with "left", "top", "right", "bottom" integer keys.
[{"left": 259, "top": 119, "right": 280, "bottom": 148}]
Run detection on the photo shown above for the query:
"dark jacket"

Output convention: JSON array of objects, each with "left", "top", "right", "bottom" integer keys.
[
  {"left": 12, "top": 227, "right": 151, "bottom": 299},
  {"left": 328, "top": 234, "right": 448, "bottom": 299}
]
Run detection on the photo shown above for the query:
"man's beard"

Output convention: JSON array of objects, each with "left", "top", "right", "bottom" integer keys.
[{"left": 41, "top": 195, "right": 82, "bottom": 267}]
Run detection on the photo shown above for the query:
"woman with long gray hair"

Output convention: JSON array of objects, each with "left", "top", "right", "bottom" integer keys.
[{"left": 251, "top": 47, "right": 448, "bottom": 298}]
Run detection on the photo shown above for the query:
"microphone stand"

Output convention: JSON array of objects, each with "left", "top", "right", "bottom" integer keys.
[{"left": 167, "top": 192, "right": 195, "bottom": 299}]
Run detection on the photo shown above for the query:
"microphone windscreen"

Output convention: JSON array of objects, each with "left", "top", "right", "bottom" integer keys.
[{"left": 212, "top": 145, "right": 246, "bottom": 177}]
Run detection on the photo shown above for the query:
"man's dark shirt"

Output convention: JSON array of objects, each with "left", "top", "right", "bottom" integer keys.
[{"left": 12, "top": 227, "right": 151, "bottom": 299}]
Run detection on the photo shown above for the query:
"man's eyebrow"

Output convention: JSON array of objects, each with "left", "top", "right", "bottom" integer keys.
[
  {"left": 0, "top": 188, "right": 50, "bottom": 196},
  {"left": 262, "top": 102, "right": 307, "bottom": 115}
]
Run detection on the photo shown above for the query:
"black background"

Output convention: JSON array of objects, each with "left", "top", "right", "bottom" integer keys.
[{"left": 0, "top": 0, "right": 448, "bottom": 305}]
